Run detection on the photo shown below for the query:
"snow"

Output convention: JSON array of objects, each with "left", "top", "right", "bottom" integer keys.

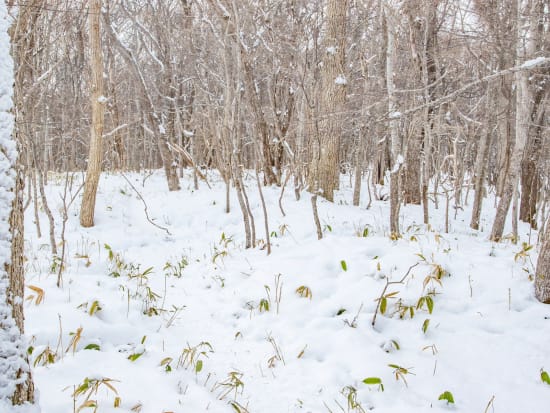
[
  {"left": 335, "top": 75, "right": 347, "bottom": 85},
  {"left": 0, "top": 4, "right": 38, "bottom": 411},
  {"left": 520, "top": 56, "right": 548, "bottom": 69},
  {"left": 22, "top": 169, "right": 549, "bottom": 413},
  {"left": 391, "top": 154, "right": 405, "bottom": 173},
  {"left": 326, "top": 46, "right": 337, "bottom": 55},
  {"left": 389, "top": 111, "right": 402, "bottom": 119}
]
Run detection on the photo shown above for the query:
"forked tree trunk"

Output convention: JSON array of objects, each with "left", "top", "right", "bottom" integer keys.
[
  {"left": 80, "top": 0, "right": 105, "bottom": 227},
  {"left": 103, "top": 12, "right": 180, "bottom": 191},
  {"left": 490, "top": 0, "right": 534, "bottom": 242}
]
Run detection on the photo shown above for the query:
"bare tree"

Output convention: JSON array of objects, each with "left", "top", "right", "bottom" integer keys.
[
  {"left": 490, "top": 0, "right": 537, "bottom": 242},
  {"left": 80, "top": 0, "right": 105, "bottom": 227}
]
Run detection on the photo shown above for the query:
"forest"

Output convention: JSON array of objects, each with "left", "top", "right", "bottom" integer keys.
[{"left": 0, "top": 0, "right": 549, "bottom": 412}]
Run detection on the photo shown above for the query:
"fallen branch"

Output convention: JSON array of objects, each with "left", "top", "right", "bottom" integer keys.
[{"left": 121, "top": 173, "right": 172, "bottom": 236}]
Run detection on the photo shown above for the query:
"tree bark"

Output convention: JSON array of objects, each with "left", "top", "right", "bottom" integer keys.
[
  {"left": 80, "top": 0, "right": 105, "bottom": 227},
  {"left": 519, "top": 87, "right": 546, "bottom": 228},
  {"left": 490, "top": 0, "right": 535, "bottom": 242},
  {"left": 535, "top": 222, "right": 550, "bottom": 303},
  {"left": 308, "top": 0, "right": 348, "bottom": 202},
  {"left": 1, "top": 2, "right": 36, "bottom": 404},
  {"left": 384, "top": 3, "right": 401, "bottom": 236},
  {"left": 470, "top": 85, "right": 494, "bottom": 230}
]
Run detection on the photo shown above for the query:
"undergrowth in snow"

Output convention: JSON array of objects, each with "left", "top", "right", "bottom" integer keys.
[{"left": 24, "top": 171, "right": 549, "bottom": 413}]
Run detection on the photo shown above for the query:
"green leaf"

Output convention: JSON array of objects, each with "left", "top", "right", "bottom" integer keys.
[
  {"left": 195, "top": 359, "right": 203, "bottom": 373},
  {"left": 128, "top": 352, "right": 143, "bottom": 362},
  {"left": 380, "top": 297, "right": 387, "bottom": 315},
  {"left": 422, "top": 318, "right": 430, "bottom": 334},
  {"left": 160, "top": 357, "right": 173, "bottom": 366},
  {"left": 89, "top": 300, "right": 102, "bottom": 316},
  {"left": 426, "top": 296, "right": 434, "bottom": 314},
  {"left": 362, "top": 377, "right": 382, "bottom": 385},
  {"left": 438, "top": 391, "right": 455, "bottom": 404},
  {"left": 541, "top": 370, "right": 550, "bottom": 385},
  {"left": 341, "top": 260, "right": 347, "bottom": 271},
  {"left": 415, "top": 253, "right": 426, "bottom": 261},
  {"left": 84, "top": 344, "right": 101, "bottom": 351},
  {"left": 336, "top": 308, "right": 347, "bottom": 316}
]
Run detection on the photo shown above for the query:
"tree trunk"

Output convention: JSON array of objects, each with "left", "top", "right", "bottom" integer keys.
[
  {"left": 519, "top": 88, "right": 546, "bottom": 229},
  {"left": 1, "top": 2, "right": 36, "bottom": 404},
  {"left": 470, "top": 85, "right": 494, "bottom": 230},
  {"left": 80, "top": 0, "right": 105, "bottom": 227},
  {"left": 535, "top": 222, "right": 550, "bottom": 303},
  {"left": 490, "top": 0, "right": 535, "bottom": 242},
  {"left": 384, "top": 3, "right": 401, "bottom": 236},
  {"left": 308, "top": 0, "right": 348, "bottom": 202}
]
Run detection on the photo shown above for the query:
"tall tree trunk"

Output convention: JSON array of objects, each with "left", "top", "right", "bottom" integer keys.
[
  {"left": 80, "top": 0, "right": 105, "bottom": 227},
  {"left": 384, "top": 3, "right": 401, "bottom": 236},
  {"left": 1, "top": 2, "right": 36, "bottom": 405},
  {"left": 490, "top": 0, "right": 535, "bottom": 242},
  {"left": 519, "top": 88, "right": 546, "bottom": 228},
  {"left": 308, "top": 0, "right": 348, "bottom": 202}
]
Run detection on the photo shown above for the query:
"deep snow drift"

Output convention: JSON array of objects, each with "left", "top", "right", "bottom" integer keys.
[{"left": 23, "top": 171, "right": 549, "bottom": 412}]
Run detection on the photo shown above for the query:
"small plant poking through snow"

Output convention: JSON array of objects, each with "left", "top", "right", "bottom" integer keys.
[
  {"left": 362, "top": 377, "right": 384, "bottom": 392},
  {"left": 295, "top": 285, "right": 312, "bottom": 299},
  {"left": 70, "top": 376, "right": 120, "bottom": 412},
  {"left": 438, "top": 390, "right": 455, "bottom": 404},
  {"left": 163, "top": 255, "right": 188, "bottom": 278},
  {"left": 341, "top": 385, "right": 366, "bottom": 412},
  {"left": 214, "top": 371, "right": 245, "bottom": 402},
  {"left": 388, "top": 364, "right": 414, "bottom": 387},
  {"left": 177, "top": 341, "right": 213, "bottom": 373}
]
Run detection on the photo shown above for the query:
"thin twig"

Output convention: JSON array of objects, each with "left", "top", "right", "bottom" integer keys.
[
  {"left": 372, "top": 262, "right": 419, "bottom": 327},
  {"left": 484, "top": 395, "right": 495, "bottom": 413},
  {"left": 121, "top": 173, "right": 172, "bottom": 236}
]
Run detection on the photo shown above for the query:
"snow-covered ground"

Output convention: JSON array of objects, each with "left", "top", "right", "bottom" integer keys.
[{"left": 24, "top": 171, "right": 549, "bottom": 413}]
